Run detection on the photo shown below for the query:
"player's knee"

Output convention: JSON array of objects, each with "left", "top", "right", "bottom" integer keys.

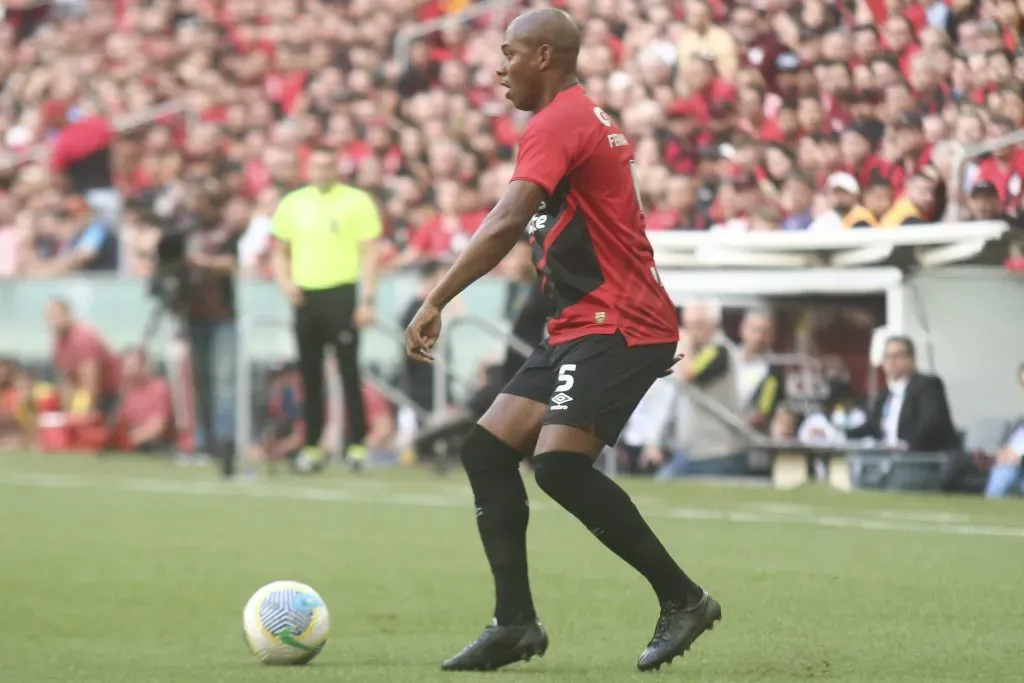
[
  {"left": 460, "top": 425, "right": 522, "bottom": 475},
  {"left": 533, "top": 451, "right": 591, "bottom": 499}
]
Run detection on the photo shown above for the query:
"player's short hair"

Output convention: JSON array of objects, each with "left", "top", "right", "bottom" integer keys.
[{"left": 885, "top": 335, "right": 916, "bottom": 360}]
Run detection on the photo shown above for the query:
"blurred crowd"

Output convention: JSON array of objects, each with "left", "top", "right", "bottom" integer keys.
[{"left": 1, "top": 0, "right": 1024, "bottom": 280}]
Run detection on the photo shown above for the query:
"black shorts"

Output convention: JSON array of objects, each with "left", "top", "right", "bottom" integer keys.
[{"left": 502, "top": 332, "right": 675, "bottom": 446}]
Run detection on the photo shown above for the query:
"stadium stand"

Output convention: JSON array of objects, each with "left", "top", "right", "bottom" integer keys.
[{"left": 1, "top": 0, "right": 1022, "bottom": 279}]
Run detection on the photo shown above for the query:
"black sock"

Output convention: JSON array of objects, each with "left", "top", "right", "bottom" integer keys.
[
  {"left": 534, "top": 451, "right": 702, "bottom": 608},
  {"left": 461, "top": 426, "right": 536, "bottom": 625}
]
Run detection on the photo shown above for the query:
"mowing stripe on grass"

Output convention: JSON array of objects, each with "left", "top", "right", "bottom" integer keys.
[{"left": 3, "top": 471, "right": 1024, "bottom": 540}]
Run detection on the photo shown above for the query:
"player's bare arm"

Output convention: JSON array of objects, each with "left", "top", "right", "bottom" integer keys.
[{"left": 403, "top": 179, "right": 546, "bottom": 363}]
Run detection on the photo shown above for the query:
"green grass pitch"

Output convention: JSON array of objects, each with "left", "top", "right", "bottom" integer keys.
[{"left": 1, "top": 453, "right": 1021, "bottom": 682}]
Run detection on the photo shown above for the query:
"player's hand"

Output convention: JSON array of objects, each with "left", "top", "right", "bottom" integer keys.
[
  {"left": 661, "top": 354, "right": 683, "bottom": 377},
  {"left": 352, "top": 303, "right": 375, "bottom": 329},
  {"left": 405, "top": 301, "right": 442, "bottom": 363}
]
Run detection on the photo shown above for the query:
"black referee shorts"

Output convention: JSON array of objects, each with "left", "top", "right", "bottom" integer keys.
[{"left": 502, "top": 332, "right": 675, "bottom": 446}]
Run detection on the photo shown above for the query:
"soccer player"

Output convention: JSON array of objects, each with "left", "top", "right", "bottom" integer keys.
[{"left": 403, "top": 8, "right": 721, "bottom": 673}]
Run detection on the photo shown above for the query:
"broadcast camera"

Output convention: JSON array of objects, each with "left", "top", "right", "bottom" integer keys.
[{"left": 149, "top": 229, "right": 189, "bottom": 314}]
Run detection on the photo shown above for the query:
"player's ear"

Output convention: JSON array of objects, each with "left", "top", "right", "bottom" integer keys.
[{"left": 537, "top": 44, "right": 553, "bottom": 70}]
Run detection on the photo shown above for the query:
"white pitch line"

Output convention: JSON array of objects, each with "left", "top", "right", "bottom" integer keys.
[{"left": 1, "top": 472, "right": 1023, "bottom": 540}]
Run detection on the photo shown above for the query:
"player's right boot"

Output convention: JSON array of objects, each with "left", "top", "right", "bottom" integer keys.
[
  {"left": 636, "top": 591, "right": 722, "bottom": 672},
  {"left": 441, "top": 619, "right": 548, "bottom": 671}
]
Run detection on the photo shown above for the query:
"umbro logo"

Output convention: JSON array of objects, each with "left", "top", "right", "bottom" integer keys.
[{"left": 550, "top": 393, "right": 572, "bottom": 411}]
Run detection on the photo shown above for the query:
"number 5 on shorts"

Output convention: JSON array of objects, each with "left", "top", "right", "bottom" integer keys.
[{"left": 555, "top": 364, "right": 577, "bottom": 393}]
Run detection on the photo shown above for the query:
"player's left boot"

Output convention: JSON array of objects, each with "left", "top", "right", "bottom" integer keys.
[
  {"left": 441, "top": 619, "right": 548, "bottom": 671},
  {"left": 636, "top": 591, "right": 721, "bottom": 672}
]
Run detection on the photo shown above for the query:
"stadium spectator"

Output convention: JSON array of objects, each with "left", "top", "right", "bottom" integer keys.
[
  {"left": 880, "top": 171, "right": 938, "bottom": 225},
  {"left": 780, "top": 173, "right": 815, "bottom": 230},
  {"left": 26, "top": 195, "right": 118, "bottom": 274},
  {"left": 650, "top": 300, "right": 746, "bottom": 478},
  {"left": 845, "top": 336, "right": 960, "bottom": 452},
  {"left": 253, "top": 362, "right": 396, "bottom": 469},
  {"left": 183, "top": 184, "right": 242, "bottom": 477},
  {"left": 0, "top": 360, "right": 54, "bottom": 449},
  {"left": 966, "top": 179, "right": 1018, "bottom": 224},
  {"left": 809, "top": 172, "right": 875, "bottom": 230},
  {"left": 114, "top": 347, "right": 174, "bottom": 453},
  {"left": 982, "top": 363, "right": 1024, "bottom": 498},
  {"left": 1, "top": 0, "right": 1021, "bottom": 273},
  {"left": 736, "top": 309, "right": 785, "bottom": 433},
  {"left": 46, "top": 298, "right": 122, "bottom": 419}
]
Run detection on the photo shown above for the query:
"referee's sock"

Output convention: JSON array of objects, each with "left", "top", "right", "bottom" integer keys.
[
  {"left": 461, "top": 426, "right": 536, "bottom": 626},
  {"left": 534, "top": 451, "right": 702, "bottom": 608}
]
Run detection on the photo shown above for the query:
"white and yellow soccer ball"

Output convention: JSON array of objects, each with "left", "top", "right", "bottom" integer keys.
[{"left": 242, "top": 580, "right": 330, "bottom": 665}]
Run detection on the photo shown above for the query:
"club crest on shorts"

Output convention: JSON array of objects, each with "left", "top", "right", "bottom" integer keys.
[{"left": 594, "top": 312, "right": 606, "bottom": 323}]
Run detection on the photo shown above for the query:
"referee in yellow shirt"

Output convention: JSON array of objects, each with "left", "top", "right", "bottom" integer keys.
[{"left": 271, "top": 148, "right": 382, "bottom": 473}]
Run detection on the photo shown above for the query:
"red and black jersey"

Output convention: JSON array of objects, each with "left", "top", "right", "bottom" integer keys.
[{"left": 511, "top": 85, "right": 678, "bottom": 348}]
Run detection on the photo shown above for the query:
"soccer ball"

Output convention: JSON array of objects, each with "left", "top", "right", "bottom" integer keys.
[{"left": 242, "top": 580, "right": 330, "bottom": 665}]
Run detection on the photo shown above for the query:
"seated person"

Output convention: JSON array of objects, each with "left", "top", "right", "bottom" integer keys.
[
  {"left": 251, "top": 364, "right": 307, "bottom": 469},
  {"left": 47, "top": 298, "right": 122, "bottom": 418},
  {"left": 0, "top": 361, "right": 59, "bottom": 450},
  {"left": 769, "top": 404, "right": 801, "bottom": 442},
  {"left": 253, "top": 363, "right": 396, "bottom": 469},
  {"left": 798, "top": 378, "right": 869, "bottom": 445},
  {"left": 651, "top": 301, "right": 747, "bottom": 478},
  {"left": 983, "top": 364, "right": 1024, "bottom": 498},
  {"left": 845, "top": 337, "right": 959, "bottom": 452},
  {"left": 115, "top": 348, "right": 174, "bottom": 452}
]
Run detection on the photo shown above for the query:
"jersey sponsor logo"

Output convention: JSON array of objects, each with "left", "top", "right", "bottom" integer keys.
[{"left": 526, "top": 213, "right": 548, "bottom": 235}]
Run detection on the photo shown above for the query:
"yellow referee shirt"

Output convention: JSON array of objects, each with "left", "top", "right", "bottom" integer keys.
[{"left": 272, "top": 184, "right": 382, "bottom": 290}]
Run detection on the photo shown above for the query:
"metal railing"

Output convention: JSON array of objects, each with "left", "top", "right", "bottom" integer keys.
[
  {"left": 433, "top": 313, "right": 533, "bottom": 416},
  {"left": 393, "top": 0, "right": 518, "bottom": 67},
  {"left": 676, "top": 384, "right": 772, "bottom": 448},
  {"left": 949, "top": 128, "right": 1024, "bottom": 222},
  {"left": 236, "top": 315, "right": 437, "bottom": 455}
]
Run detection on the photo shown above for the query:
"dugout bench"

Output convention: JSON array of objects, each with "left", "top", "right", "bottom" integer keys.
[{"left": 763, "top": 443, "right": 959, "bottom": 492}]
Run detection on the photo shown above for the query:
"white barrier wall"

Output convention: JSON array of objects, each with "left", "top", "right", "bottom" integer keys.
[{"left": 894, "top": 266, "right": 1024, "bottom": 427}]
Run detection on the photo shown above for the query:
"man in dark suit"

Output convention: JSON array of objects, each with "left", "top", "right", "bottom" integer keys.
[{"left": 846, "top": 336, "right": 960, "bottom": 452}]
